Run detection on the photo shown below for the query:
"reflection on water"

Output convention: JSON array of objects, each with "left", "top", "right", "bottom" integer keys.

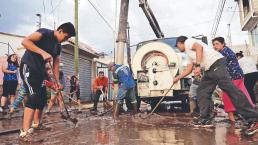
[
  {"left": 96, "top": 131, "right": 109, "bottom": 144},
  {"left": 0, "top": 113, "right": 258, "bottom": 145}
]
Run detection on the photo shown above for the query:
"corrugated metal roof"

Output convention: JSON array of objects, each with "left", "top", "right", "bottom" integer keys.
[
  {"left": 64, "top": 39, "right": 99, "bottom": 56},
  {"left": 0, "top": 32, "right": 25, "bottom": 38},
  {"left": 0, "top": 32, "right": 100, "bottom": 57}
]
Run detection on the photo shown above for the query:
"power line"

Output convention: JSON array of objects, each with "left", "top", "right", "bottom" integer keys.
[
  {"left": 42, "top": 0, "right": 46, "bottom": 14},
  {"left": 114, "top": 0, "right": 118, "bottom": 31},
  {"left": 51, "top": 0, "right": 54, "bottom": 13},
  {"left": 211, "top": 0, "right": 226, "bottom": 38},
  {"left": 50, "top": 0, "right": 63, "bottom": 29},
  {"left": 87, "top": 0, "right": 116, "bottom": 33},
  {"left": 42, "top": 0, "right": 47, "bottom": 25},
  {"left": 129, "top": 19, "right": 215, "bottom": 38},
  {"left": 228, "top": 3, "right": 238, "bottom": 24},
  {"left": 171, "top": 19, "right": 215, "bottom": 30},
  {"left": 50, "top": 0, "right": 63, "bottom": 14},
  {"left": 50, "top": 0, "right": 55, "bottom": 29},
  {"left": 211, "top": 0, "right": 222, "bottom": 35}
]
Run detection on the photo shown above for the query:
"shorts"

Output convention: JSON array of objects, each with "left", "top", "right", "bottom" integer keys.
[
  {"left": 2, "top": 80, "right": 18, "bottom": 97},
  {"left": 51, "top": 89, "right": 64, "bottom": 97},
  {"left": 189, "top": 83, "right": 198, "bottom": 98},
  {"left": 20, "top": 62, "right": 47, "bottom": 110}
]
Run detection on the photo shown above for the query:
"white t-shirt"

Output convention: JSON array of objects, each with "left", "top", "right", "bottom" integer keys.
[
  {"left": 179, "top": 53, "right": 193, "bottom": 66},
  {"left": 238, "top": 56, "right": 258, "bottom": 74},
  {"left": 184, "top": 38, "right": 223, "bottom": 70}
]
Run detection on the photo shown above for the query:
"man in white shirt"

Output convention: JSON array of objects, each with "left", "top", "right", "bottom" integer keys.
[{"left": 175, "top": 36, "right": 258, "bottom": 136}]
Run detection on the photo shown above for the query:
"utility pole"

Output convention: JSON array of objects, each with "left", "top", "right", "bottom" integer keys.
[
  {"left": 112, "top": 0, "right": 129, "bottom": 105},
  {"left": 227, "top": 24, "right": 232, "bottom": 48},
  {"left": 116, "top": 0, "right": 129, "bottom": 64},
  {"left": 36, "top": 14, "right": 41, "bottom": 28},
  {"left": 74, "top": 0, "right": 79, "bottom": 76}
]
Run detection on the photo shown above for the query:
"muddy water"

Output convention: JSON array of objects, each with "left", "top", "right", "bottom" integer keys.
[{"left": 1, "top": 111, "right": 258, "bottom": 145}]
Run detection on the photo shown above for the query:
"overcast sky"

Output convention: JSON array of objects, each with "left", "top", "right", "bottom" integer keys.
[{"left": 0, "top": 0, "right": 249, "bottom": 55}]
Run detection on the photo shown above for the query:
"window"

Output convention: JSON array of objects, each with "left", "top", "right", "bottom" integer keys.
[{"left": 243, "top": 0, "right": 251, "bottom": 17}]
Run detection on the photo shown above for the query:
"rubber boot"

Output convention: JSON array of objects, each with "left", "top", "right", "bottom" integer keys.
[
  {"left": 113, "top": 102, "right": 121, "bottom": 119},
  {"left": 131, "top": 103, "right": 138, "bottom": 115},
  {"left": 90, "top": 100, "right": 97, "bottom": 114}
]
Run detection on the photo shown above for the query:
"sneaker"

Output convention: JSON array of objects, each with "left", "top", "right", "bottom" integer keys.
[
  {"left": 27, "top": 128, "right": 34, "bottom": 134},
  {"left": 191, "top": 117, "right": 214, "bottom": 128},
  {"left": 19, "top": 129, "right": 44, "bottom": 143},
  {"left": 244, "top": 122, "right": 258, "bottom": 136},
  {"left": 90, "top": 108, "right": 97, "bottom": 112},
  {"left": 45, "top": 109, "right": 50, "bottom": 115},
  {"left": 234, "top": 121, "right": 244, "bottom": 129},
  {"left": 190, "top": 111, "right": 200, "bottom": 119},
  {"left": 19, "top": 130, "right": 33, "bottom": 142},
  {"left": 67, "top": 106, "right": 72, "bottom": 112},
  {"left": 208, "top": 112, "right": 216, "bottom": 119},
  {"left": 32, "top": 123, "right": 51, "bottom": 131}
]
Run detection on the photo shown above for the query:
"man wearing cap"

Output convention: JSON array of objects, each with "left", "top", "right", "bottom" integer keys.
[
  {"left": 175, "top": 36, "right": 258, "bottom": 136},
  {"left": 108, "top": 62, "right": 137, "bottom": 118}
]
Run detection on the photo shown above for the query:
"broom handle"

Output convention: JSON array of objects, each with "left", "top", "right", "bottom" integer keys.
[
  {"left": 149, "top": 83, "right": 175, "bottom": 115},
  {"left": 48, "top": 62, "right": 70, "bottom": 118}
]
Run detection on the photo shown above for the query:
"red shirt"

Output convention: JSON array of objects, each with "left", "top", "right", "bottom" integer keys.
[{"left": 93, "top": 76, "right": 108, "bottom": 92}]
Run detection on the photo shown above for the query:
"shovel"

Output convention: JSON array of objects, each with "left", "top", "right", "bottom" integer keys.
[{"left": 47, "top": 62, "right": 78, "bottom": 125}]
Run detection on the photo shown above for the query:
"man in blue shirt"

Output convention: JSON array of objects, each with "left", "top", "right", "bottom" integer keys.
[{"left": 108, "top": 62, "right": 137, "bottom": 119}]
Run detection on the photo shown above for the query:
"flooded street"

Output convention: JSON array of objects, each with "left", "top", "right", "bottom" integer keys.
[{"left": 1, "top": 103, "right": 258, "bottom": 145}]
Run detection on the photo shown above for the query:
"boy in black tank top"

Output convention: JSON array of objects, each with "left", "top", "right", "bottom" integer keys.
[{"left": 19, "top": 22, "right": 75, "bottom": 142}]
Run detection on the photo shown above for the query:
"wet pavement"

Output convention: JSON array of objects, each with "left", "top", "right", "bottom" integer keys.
[{"left": 0, "top": 103, "right": 258, "bottom": 145}]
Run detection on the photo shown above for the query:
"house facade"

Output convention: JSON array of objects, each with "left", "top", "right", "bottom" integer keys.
[{"left": 235, "top": 0, "right": 258, "bottom": 60}]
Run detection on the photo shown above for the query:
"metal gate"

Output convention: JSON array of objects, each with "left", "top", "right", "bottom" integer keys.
[{"left": 60, "top": 51, "right": 92, "bottom": 102}]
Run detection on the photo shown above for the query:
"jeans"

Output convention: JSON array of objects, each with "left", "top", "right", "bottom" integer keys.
[
  {"left": 12, "top": 84, "right": 27, "bottom": 109},
  {"left": 116, "top": 87, "right": 137, "bottom": 105},
  {"left": 93, "top": 89, "right": 106, "bottom": 109}
]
